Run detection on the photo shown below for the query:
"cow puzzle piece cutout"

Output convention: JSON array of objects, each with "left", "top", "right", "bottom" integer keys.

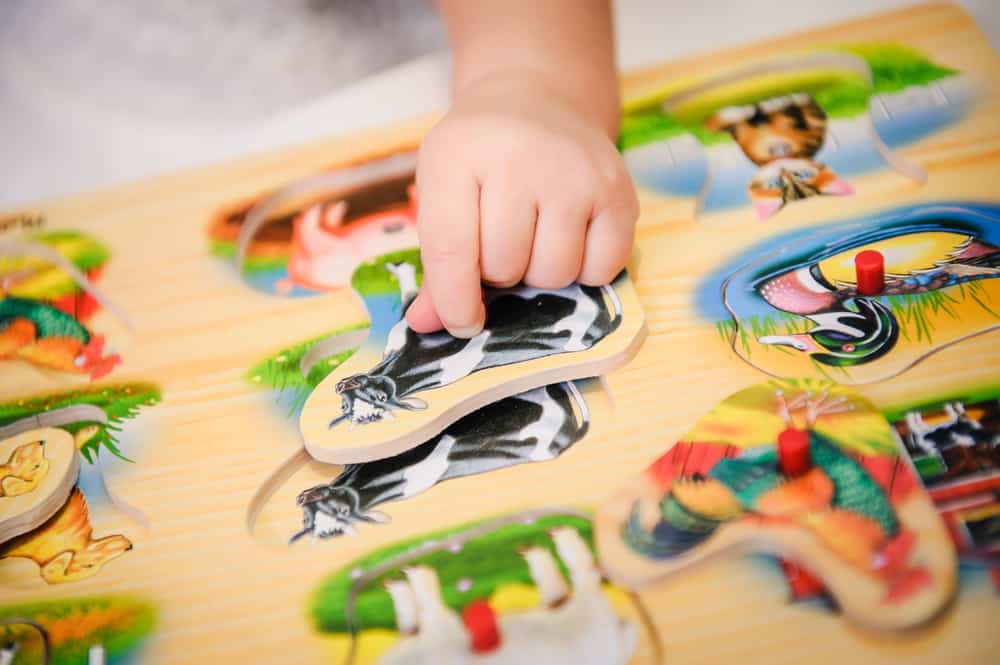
[
  {"left": 721, "top": 203, "right": 1000, "bottom": 384},
  {"left": 299, "top": 259, "right": 646, "bottom": 464},
  {"left": 594, "top": 379, "right": 957, "bottom": 632},
  {"left": 625, "top": 51, "right": 926, "bottom": 223},
  {"left": 0, "top": 428, "right": 79, "bottom": 544},
  {"left": 249, "top": 379, "right": 608, "bottom": 545}
]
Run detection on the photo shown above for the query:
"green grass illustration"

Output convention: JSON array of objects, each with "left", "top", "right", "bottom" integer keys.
[
  {"left": 246, "top": 324, "right": 368, "bottom": 415},
  {"left": 0, "top": 595, "right": 155, "bottom": 665},
  {"left": 311, "top": 513, "right": 593, "bottom": 634},
  {"left": 620, "top": 43, "right": 957, "bottom": 151},
  {"left": 718, "top": 281, "right": 998, "bottom": 358},
  {"left": 0, "top": 383, "right": 161, "bottom": 463}
]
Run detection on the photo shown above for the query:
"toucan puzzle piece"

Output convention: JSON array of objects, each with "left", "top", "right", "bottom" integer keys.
[
  {"left": 621, "top": 47, "right": 974, "bottom": 223},
  {"left": 594, "top": 378, "right": 957, "bottom": 632},
  {"left": 299, "top": 253, "right": 645, "bottom": 463},
  {"left": 719, "top": 203, "right": 1000, "bottom": 384},
  {"left": 0, "top": 231, "right": 128, "bottom": 388},
  {"left": 0, "top": 428, "right": 79, "bottom": 544}
]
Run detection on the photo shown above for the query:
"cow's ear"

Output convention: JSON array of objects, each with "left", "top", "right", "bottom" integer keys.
[
  {"left": 394, "top": 397, "right": 428, "bottom": 411},
  {"left": 360, "top": 510, "right": 391, "bottom": 524}
]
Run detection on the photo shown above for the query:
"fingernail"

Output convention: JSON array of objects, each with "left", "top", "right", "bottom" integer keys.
[{"left": 451, "top": 322, "right": 484, "bottom": 339}]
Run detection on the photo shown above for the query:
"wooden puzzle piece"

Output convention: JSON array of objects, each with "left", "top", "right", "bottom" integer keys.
[
  {"left": 251, "top": 379, "right": 607, "bottom": 544},
  {"left": 308, "top": 509, "right": 661, "bottom": 665},
  {"left": 0, "top": 428, "right": 78, "bottom": 543},
  {"left": 622, "top": 47, "right": 973, "bottom": 223},
  {"left": 885, "top": 386, "right": 1000, "bottom": 580},
  {"left": 208, "top": 151, "right": 419, "bottom": 296},
  {"left": 0, "top": 234, "right": 129, "bottom": 388},
  {"left": 0, "top": 389, "right": 160, "bottom": 584},
  {"left": 718, "top": 202, "right": 1000, "bottom": 384},
  {"left": 299, "top": 251, "right": 645, "bottom": 463},
  {"left": 595, "top": 379, "right": 957, "bottom": 632}
]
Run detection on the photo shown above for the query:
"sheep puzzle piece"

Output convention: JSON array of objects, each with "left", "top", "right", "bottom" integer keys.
[
  {"left": 299, "top": 258, "right": 646, "bottom": 463},
  {"left": 595, "top": 378, "right": 957, "bottom": 632}
]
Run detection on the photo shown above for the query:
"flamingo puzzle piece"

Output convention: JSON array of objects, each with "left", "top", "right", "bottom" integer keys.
[{"left": 594, "top": 379, "right": 957, "bottom": 632}]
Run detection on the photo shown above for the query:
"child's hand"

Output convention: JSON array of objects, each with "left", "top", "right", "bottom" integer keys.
[{"left": 405, "top": 72, "right": 639, "bottom": 338}]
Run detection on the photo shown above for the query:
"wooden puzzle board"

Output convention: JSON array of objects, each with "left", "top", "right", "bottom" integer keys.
[{"left": 2, "top": 3, "right": 999, "bottom": 664}]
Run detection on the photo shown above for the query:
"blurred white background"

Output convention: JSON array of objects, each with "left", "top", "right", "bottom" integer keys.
[{"left": 0, "top": 0, "right": 997, "bottom": 208}]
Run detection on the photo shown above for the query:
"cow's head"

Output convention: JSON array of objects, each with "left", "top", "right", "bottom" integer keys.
[
  {"left": 327, "top": 373, "right": 427, "bottom": 429},
  {"left": 290, "top": 485, "right": 390, "bottom": 543}
]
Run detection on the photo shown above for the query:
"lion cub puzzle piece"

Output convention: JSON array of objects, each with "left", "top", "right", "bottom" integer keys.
[
  {"left": 595, "top": 379, "right": 957, "bottom": 632},
  {"left": 0, "top": 428, "right": 79, "bottom": 543},
  {"left": 300, "top": 260, "right": 645, "bottom": 463},
  {"left": 625, "top": 51, "right": 925, "bottom": 223},
  {"left": 721, "top": 203, "right": 1000, "bottom": 384}
]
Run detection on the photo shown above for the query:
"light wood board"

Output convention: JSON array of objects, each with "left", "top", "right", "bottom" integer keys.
[{"left": 0, "top": 3, "right": 998, "bottom": 664}]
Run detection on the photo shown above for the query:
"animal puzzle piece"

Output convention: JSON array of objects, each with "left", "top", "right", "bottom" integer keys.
[
  {"left": 887, "top": 393, "right": 1000, "bottom": 572},
  {"left": 0, "top": 428, "right": 79, "bottom": 544},
  {"left": 721, "top": 203, "right": 1000, "bottom": 383},
  {"left": 624, "top": 51, "right": 930, "bottom": 222},
  {"left": 299, "top": 255, "right": 645, "bottom": 463},
  {"left": 0, "top": 236, "right": 128, "bottom": 382},
  {"left": 223, "top": 151, "right": 419, "bottom": 296},
  {"left": 291, "top": 380, "right": 597, "bottom": 542},
  {"left": 377, "top": 528, "right": 636, "bottom": 665},
  {"left": 310, "top": 510, "right": 654, "bottom": 665},
  {"left": 595, "top": 379, "right": 957, "bottom": 632},
  {"left": 0, "top": 487, "right": 132, "bottom": 584},
  {"left": 0, "top": 297, "right": 121, "bottom": 379}
]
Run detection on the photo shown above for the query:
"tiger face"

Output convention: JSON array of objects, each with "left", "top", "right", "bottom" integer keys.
[
  {"left": 749, "top": 158, "right": 853, "bottom": 220},
  {"left": 707, "top": 93, "right": 828, "bottom": 166}
]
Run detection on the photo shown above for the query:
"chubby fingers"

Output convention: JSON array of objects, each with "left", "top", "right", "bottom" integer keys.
[
  {"left": 411, "top": 138, "right": 485, "bottom": 338},
  {"left": 579, "top": 159, "right": 639, "bottom": 286},
  {"left": 479, "top": 178, "right": 536, "bottom": 288}
]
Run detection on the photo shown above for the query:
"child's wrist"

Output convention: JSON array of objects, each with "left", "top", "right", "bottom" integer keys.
[{"left": 452, "top": 64, "right": 620, "bottom": 139}]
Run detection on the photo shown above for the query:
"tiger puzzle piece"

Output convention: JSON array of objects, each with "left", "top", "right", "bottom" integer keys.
[
  {"left": 624, "top": 51, "right": 931, "bottom": 223},
  {"left": 0, "top": 428, "right": 79, "bottom": 543},
  {"left": 299, "top": 256, "right": 645, "bottom": 464},
  {"left": 594, "top": 379, "right": 957, "bottom": 632},
  {"left": 720, "top": 203, "right": 1000, "bottom": 384}
]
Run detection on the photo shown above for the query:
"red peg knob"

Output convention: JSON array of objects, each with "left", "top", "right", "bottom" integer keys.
[
  {"left": 778, "top": 427, "right": 811, "bottom": 476},
  {"left": 463, "top": 599, "right": 501, "bottom": 653},
  {"left": 855, "top": 249, "right": 885, "bottom": 296}
]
